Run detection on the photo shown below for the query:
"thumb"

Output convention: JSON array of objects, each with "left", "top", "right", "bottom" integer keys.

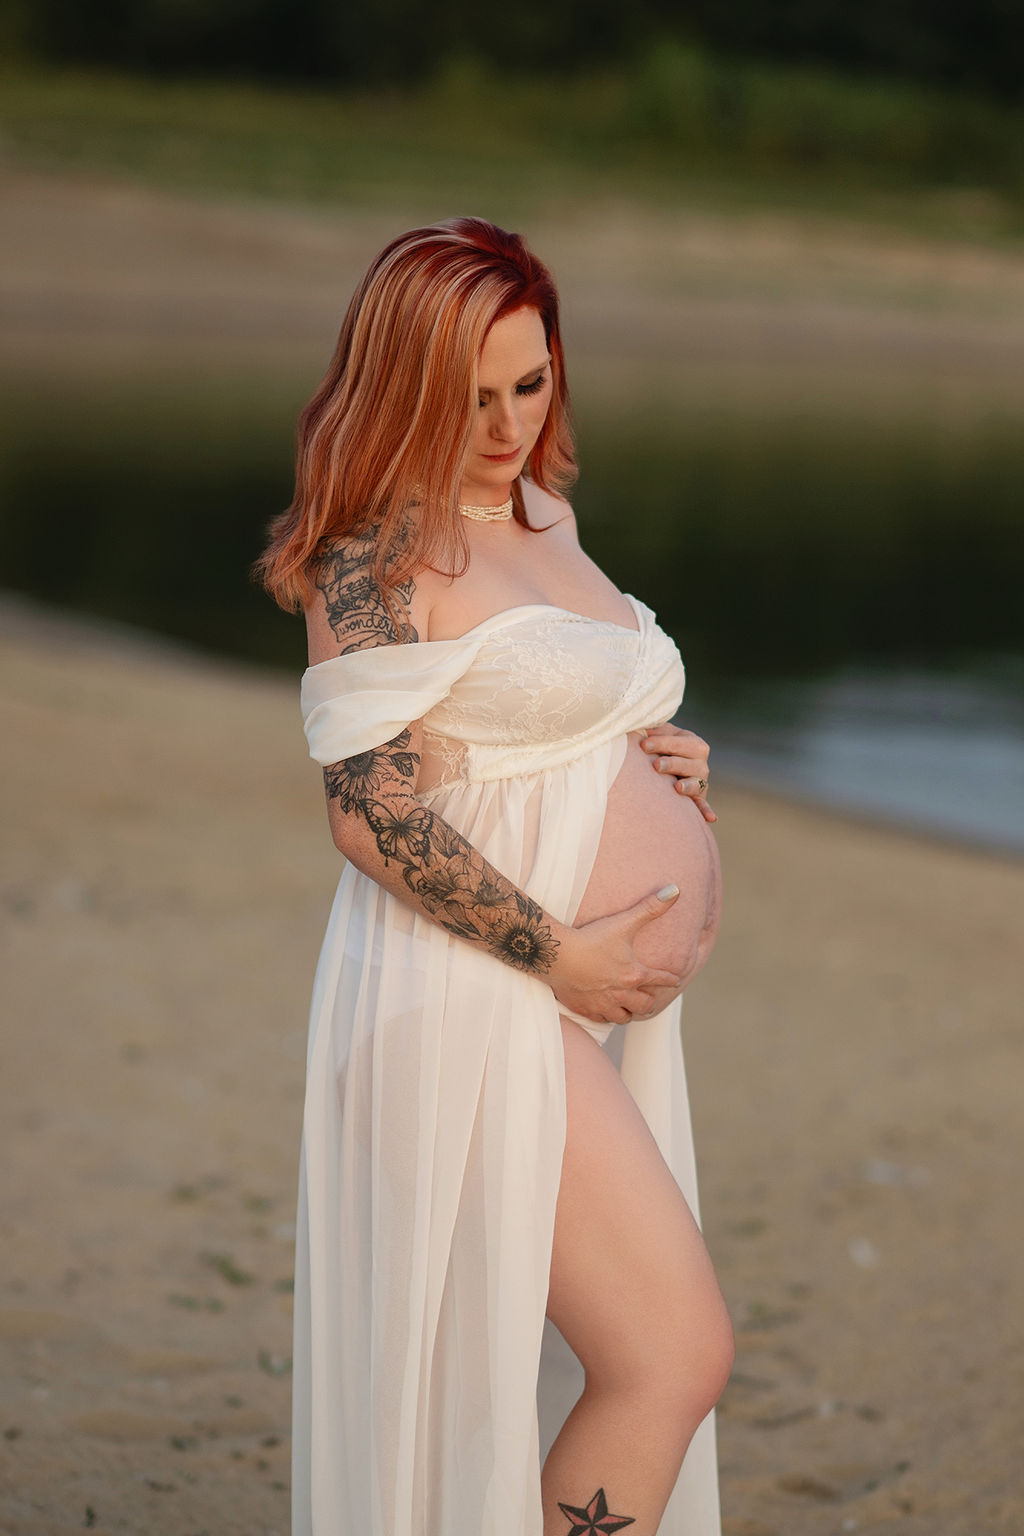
[{"left": 628, "top": 883, "right": 680, "bottom": 929}]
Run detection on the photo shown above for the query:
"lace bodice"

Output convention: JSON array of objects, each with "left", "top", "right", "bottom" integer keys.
[
  {"left": 300, "top": 593, "right": 686, "bottom": 788},
  {"left": 419, "top": 609, "right": 643, "bottom": 791}
]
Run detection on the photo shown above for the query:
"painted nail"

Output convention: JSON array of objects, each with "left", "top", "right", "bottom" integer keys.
[{"left": 657, "top": 884, "right": 679, "bottom": 901}]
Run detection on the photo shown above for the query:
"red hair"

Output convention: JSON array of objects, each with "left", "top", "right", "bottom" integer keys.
[{"left": 255, "top": 216, "right": 577, "bottom": 614}]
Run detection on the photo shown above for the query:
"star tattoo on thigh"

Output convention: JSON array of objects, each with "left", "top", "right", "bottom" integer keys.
[{"left": 557, "top": 1486, "right": 636, "bottom": 1534}]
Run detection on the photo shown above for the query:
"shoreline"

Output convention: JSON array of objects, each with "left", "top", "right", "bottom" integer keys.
[
  {"left": 711, "top": 768, "right": 1024, "bottom": 868},
  {"left": 4, "top": 585, "right": 1017, "bottom": 868},
  {"left": 2, "top": 592, "right": 1023, "bottom": 1533}
]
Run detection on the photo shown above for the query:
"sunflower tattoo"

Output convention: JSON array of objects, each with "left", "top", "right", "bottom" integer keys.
[
  {"left": 322, "top": 727, "right": 417, "bottom": 813},
  {"left": 484, "top": 913, "right": 561, "bottom": 973}
]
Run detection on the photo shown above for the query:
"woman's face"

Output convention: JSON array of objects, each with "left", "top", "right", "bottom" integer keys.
[{"left": 460, "top": 306, "right": 553, "bottom": 506}]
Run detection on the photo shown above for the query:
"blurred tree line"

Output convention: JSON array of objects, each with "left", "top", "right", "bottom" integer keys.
[{"left": 2, "top": 0, "right": 1021, "bottom": 101}]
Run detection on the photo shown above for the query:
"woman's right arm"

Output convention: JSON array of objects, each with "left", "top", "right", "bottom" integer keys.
[{"left": 307, "top": 530, "right": 683, "bottom": 1024}]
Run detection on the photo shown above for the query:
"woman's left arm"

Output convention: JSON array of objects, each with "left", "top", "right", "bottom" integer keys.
[{"left": 639, "top": 723, "right": 718, "bottom": 823}]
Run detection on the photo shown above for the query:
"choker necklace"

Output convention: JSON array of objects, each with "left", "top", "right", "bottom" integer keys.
[{"left": 459, "top": 495, "right": 514, "bottom": 522}]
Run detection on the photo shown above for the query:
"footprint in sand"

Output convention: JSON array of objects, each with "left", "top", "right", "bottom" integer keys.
[{"left": 69, "top": 1409, "right": 194, "bottom": 1440}]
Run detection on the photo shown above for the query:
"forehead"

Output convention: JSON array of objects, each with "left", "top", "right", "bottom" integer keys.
[{"left": 478, "top": 307, "right": 547, "bottom": 377}]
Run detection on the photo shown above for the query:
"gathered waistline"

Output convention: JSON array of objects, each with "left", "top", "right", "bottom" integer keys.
[{"left": 414, "top": 727, "right": 646, "bottom": 802}]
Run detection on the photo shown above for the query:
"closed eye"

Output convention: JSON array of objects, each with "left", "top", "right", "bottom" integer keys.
[{"left": 476, "top": 362, "right": 551, "bottom": 407}]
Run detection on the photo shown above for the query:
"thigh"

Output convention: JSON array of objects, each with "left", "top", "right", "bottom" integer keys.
[{"left": 547, "top": 1016, "right": 726, "bottom": 1394}]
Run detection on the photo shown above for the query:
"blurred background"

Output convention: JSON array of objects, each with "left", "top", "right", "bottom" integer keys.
[
  {"left": 3, "top": 9, "right": 1024, "bottom": 1536},
  {"left": 1, "top": 0, "right": 1023, "bottom": 850}
]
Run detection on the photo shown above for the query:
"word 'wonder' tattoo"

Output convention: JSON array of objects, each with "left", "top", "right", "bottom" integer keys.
[
  {"left": 558, "top": 1487, "right": 636, "bottom": 1535},
  {"left": 324, "top": 731, "right": 559, "bottom": 976},
  {"left": 314, "top": 524, "right": 418, "bottom": 651}
]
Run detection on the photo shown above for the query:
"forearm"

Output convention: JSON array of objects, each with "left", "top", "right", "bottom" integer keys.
[{"left": 325, "top": 735, "right": 566, "bottom": 977}]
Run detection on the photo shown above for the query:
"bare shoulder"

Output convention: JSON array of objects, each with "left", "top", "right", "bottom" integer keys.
[
  {"left": 521, "top": 478, "right": 579, "bottom": 540},
  {"left": 304, "top": 520, "right": 420, "bottom": 666}
]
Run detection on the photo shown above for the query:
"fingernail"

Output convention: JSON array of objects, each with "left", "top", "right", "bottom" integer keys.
[
  {"left": 653, "top": 757, "right": 663, "bottom": 771},
  {"left": 657, "top": 884, "right": 679, "bottom": 901}
]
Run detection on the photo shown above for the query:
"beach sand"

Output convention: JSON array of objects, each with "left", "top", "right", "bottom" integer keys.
[{"left": 1, "top": 598, "right": 1022, "bottom": 1535}]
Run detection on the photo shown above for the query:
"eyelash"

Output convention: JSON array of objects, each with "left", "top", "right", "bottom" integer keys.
[{"left": 478, "top": 374, "right": 547, "bottom": 406}]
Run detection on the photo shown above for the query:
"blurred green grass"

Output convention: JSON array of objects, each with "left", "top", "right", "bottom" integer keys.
[{"left": 2, "top": 53, "right": 1024, "bottom": 240}]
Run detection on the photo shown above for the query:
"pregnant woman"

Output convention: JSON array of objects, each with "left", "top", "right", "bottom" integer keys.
[{"left": 257, "top": 217, "right": 733, "bottom": 1536}]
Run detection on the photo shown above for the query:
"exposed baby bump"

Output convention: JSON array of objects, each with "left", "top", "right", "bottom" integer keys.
[{"left": 573, "top": 733, "right": 722, "bottom": 987}]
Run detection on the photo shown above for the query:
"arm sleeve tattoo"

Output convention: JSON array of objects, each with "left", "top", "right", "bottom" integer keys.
[
  {"left": 314, "top": 530, "right": 561, "bottom": 978},
  {"left": 314, "top": 524, "right": 419, "bottom": 651}
]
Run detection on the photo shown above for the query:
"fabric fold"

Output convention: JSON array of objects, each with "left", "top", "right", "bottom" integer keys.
[
  {"left": 301, "top": 635, "right": 486, "bottom": 765},
  {"left": 292, "top": 598, "right": 720, "bottom": 1536}
]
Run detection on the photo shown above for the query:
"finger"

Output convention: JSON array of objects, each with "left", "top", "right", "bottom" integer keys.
[
  {"left": 616, "top": 991, "right": 663, "bottom": 1017},
  {"left": 652, "top": 754, "right": 704, "bottom": 778},
  {"left": 642, "top": 735, "right": 703, "bottom": 759},
  {"left": 672, "top": 776, "right": 711, "bottom": 797},
  {"left": 635, "top": 966, "right": 683, "bottom": 990},
  {"left": 642, "top": 728, "right": 708, "bottom": 753},
  {"left": 625, "top": 884, "right": 680, "bottom": 931},
  {"left": 692, "top": 795, "right": 718, "bottom": 822},
  {"left": 627, "top": 976, "right": 683, "bottom": 1010},
  {"left": 569, "top": 1000, "right": 630, "bottom": 1026}
]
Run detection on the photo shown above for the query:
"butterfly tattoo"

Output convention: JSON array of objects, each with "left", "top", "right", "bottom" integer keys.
[{"left": 361, "top": 799, "right": 435, "bottom": 865}]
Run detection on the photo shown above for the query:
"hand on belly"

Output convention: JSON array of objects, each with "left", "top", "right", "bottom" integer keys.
[{"left": 573, "top": 733, "right": 722, "bottom": 1001}]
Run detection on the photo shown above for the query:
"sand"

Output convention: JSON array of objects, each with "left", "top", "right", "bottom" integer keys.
[{"left": 1, "top": 595, "right": 1022, "bottom": 1536}]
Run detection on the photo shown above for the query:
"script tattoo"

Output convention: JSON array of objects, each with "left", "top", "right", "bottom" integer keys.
[
  {"left": 317, "top": 531, "right": 559, "bottom": 977},
  {"left": 314, "top": 522, "right": 418, "bottom": 652}
]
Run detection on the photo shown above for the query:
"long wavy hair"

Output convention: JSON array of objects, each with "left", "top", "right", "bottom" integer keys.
[{"left": 255, "top": 216, "right": 577, "bottom": 619}]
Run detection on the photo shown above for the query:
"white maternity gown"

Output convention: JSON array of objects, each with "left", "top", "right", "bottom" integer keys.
[{"left": 293, "top": 592, "right": 721, "bottom": 1536}]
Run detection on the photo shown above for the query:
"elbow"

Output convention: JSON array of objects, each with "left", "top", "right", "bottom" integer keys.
[
  {"left": 325, "top": 801, "right": 358, "bottom": 860},
  {"left": 330, "top": 818, "right": 359, "bottom": 860}
]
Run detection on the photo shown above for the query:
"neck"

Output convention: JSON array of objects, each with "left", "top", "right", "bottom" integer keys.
[{"left": 459, "top": 483, "right": 514, "bottom": 508}]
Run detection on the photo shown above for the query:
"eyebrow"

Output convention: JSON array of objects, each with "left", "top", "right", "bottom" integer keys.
[{"left": 478, "top": 356, "right": 551, "bottom": 392}]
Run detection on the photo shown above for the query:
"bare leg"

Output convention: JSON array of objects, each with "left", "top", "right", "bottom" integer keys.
[{"left": 541, "top": 1018, "right": 733, "bottom": 1535}]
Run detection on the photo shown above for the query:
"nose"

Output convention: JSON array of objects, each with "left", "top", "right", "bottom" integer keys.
[{"left": 488, "top": 394, "right": 520, "bottom": 442}]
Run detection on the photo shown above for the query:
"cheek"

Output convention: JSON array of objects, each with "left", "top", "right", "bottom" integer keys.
[
  {"left": 526, "top": 389, "right": 553, "bottom": 437},
  {"left": 469, "top": 412, "right": 490, "bottom": 448}
]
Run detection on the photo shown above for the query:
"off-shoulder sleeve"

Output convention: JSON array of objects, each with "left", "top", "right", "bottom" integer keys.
[{"left": 300, "top": 637, "right": 481, "bottom": 765}]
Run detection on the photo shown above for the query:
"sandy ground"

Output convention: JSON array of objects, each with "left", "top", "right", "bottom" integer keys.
[{"left": 1, "top": 596, "right": 1022, "bottom": 1536}]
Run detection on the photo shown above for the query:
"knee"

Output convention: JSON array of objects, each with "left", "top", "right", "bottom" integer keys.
[
  {"left": 691, "top": 1299, "right": 735, "bottom": 1417},
  {"left": 643, "top": 1288, "right": 735, "bottom": 1424}
]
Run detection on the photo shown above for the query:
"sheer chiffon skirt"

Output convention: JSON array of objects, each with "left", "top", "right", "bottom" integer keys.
[{"left": 292, "top": 736, "right": 721, "bottom": 1535}]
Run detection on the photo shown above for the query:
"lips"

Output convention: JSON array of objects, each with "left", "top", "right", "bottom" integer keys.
[{"left": 483, "top": 448, "right": 522, "bottom": 463}]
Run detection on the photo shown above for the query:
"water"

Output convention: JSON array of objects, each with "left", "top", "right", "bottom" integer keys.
[
  {"left": 688, "top": 662, "right": 1024, "bottom": 856},
  {"left": 1, "top": 378, "right": 1021, "bottom": 855}
]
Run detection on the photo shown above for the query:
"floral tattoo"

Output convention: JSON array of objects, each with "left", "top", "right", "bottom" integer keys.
[
  {"left": 324, "top": 727, "right": 559, "bottom": 975},
  {"left": 318, "top": 532, "right": 560, "bottom": 978}
]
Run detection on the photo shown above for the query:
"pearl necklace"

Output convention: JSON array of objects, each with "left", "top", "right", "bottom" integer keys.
[{"left": 458, "top": 495, "right": 514, "bottom": 522}]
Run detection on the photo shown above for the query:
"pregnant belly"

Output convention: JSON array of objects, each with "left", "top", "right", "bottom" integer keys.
[{"left": 573, "top": 732, "right": 722, "bottom": 989}]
